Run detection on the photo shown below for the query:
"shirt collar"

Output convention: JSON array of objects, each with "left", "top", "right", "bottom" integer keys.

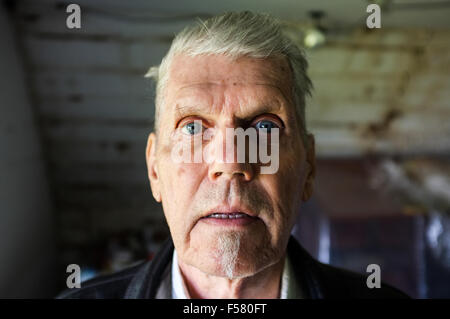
[{"left": 171, "top": 249, "right": 190, "bottom": 299}]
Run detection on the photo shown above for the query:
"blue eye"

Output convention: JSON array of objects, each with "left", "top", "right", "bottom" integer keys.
[
  {"left": 181, "top": 121, "right": 203, "bottom": 135},
  {"left": 254, "top": 120, "right": 279, "bottom": 133}
]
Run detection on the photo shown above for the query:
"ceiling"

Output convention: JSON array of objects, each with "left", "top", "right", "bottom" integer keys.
[{"left": 14, "top": 0, "right": 450, "bottom": 29}]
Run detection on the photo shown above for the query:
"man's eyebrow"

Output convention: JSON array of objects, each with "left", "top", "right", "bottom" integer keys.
[
  {"left": 239, "top": 103, "right": 284, "bottom": 120},
  {"left": 174, "top": 102, "right": 283, "bottom": 120}
]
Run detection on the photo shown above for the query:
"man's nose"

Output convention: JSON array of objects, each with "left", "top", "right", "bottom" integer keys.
[
  {"left": 206, "top": 128, "right": 255, "bottom": 182},
  {"left": 208, "top": 161, "right": 254, "bottom": 182}
]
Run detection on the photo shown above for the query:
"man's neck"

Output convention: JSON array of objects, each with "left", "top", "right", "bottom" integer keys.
[{"left": 177, "top": 255, "right": 285, "bottom": 299}]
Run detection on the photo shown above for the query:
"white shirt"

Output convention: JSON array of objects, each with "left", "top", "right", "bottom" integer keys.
[{"left": 171, "top": 249, "right": 302, "bottom": 299}]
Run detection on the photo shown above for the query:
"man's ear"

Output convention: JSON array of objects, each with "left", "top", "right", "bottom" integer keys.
[
  {"left": 302, "top": 133, "right": 316, "bottom": 202},
  {"left": 146, "top": 132, "right": 162, "bottom": 202}
]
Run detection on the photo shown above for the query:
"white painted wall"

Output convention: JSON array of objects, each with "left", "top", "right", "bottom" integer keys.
[{"left": 0, "top": 6, "right": 56, "bottom": 298}]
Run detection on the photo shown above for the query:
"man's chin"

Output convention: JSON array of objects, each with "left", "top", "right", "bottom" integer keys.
[
  {"left": 198, "top": 256, "right": 260, "bottom": 280},
  {"left": 186, "top": 231, "right": 267, "bottom": 279}
]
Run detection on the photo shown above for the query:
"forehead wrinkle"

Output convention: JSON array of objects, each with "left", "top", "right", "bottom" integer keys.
[
  {"left": 173, "top": 83, "right": 287, "bottom": 120},
  {"left": 255, "top": 83, "right": 294, "bottom": 107}
]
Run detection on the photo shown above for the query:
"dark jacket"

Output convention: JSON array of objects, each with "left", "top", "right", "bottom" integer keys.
[{"left": 57, "top": 236, "right": 409, "bottom": 299}]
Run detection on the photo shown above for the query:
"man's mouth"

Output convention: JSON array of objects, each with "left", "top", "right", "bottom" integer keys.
[
  {"left": 203, "top": 212, "right": 253, "bottom": 219},
  {"left": 200, "top": 211, "right": 259, "bottom": 226}
]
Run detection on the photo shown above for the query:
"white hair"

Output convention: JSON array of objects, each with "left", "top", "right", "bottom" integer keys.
[
  {"left": 215, "top": 231, "right": 242, "bottom": 279},
  {"left": 145, "top": 11, "right": 312, "bottom": 140}
]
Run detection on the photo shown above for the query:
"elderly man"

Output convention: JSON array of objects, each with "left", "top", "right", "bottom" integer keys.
[{"left": 59, "top": 11, "right": 408, "bottom": 299}]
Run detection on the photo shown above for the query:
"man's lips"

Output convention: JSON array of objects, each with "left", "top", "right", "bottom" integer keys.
[
  {"left": 200, "top": 211, "right": 259, "bottom": 226},
  {"left": 201, "top": 205, "right": 258, "bottom": 219},
  {"left": 201, "top": 212, "right": 257, "bottom": 219},
  {"left": 198, "top": 205, "right": 260, "bottom": 226}
]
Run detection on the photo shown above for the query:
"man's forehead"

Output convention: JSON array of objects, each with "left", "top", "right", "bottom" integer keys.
[
  {"left": 167, "top": 54, "right": 293, "bottom": 92},
  {"left": 172, "top": 88, "right": 284, "bottom": 120}
]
